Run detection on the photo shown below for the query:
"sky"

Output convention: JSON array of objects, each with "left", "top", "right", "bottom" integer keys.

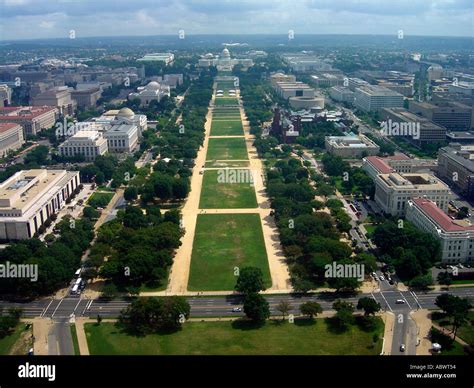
[{"left": 0, "top": 0, "right": 473, "bottom": 41}]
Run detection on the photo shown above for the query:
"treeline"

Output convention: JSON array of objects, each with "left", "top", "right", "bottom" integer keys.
[
  {"left": 265, "top": 158, "right": 374, "bottom": 292},
  {"left": 372, "top": 219, "right": 441, "bottom": 287},
  {"left": 86, "top": 206, "right": 183, "bottom": 294},
  {"left": 0, "top": 217, "right": 94, "bottom": 299},
  {"left": 321, "top": 154, "right": 374, "bottom": 198},
  {"left": 79, "top": 155, "right": 137, "bottom": 188},
  {"left": 237, "top": 72, "right": 273, "bottom": 135},
  {"left": 123, "top": 71, "right": 213, "bottom": 205}
]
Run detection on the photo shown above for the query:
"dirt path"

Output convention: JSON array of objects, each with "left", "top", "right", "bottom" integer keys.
[
  {"left": 75, "top": 318, "right": 90, "bottom": 355},
  {"left": 239, "top": 98, "right": 291, "bottom": 291},
  {"left": 165, "top": 90, "right": 215, "bottom": 294},
  {"left": 380, "top": 312, "right": 395, "bottom": 355},
  {"left": 164, "top": 82, "right": 291, "bottom": 294},
  {"left": 32, "top": 317, "right": 53, "bottom": 355},
  {"left": 410, "top": 309, "right": 433, "bottom": 355}
]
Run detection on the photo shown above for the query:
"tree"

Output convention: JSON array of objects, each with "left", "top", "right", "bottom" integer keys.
[
  {"left": 83, "top": 206, "right": 100, "bottom": 220},
  {"left": 118, "top": 296, "right": 190, "bottom": 335},
  {"left": 300, "top": 301, "right": 322, "bottom": 319},
  {"left": 243, "top": 293, "right": 270, "bottom": 322},
  {"left": 124, "top": 186, "right": 138, "bottom": 201},
  {"left": 435, "top": 294, "right": 472, "bottom": 341},
  {"left": 235, "top": 267, "right": 266, "bottom": 294},
  {"left": 437, "top": 271, "right": 453, "bottom": 289},
  {"left": 330, "top": 299, "right": 355, "bottom": 331},
  {"left": 357, "top": 297, "right": 381, "bottom": 316},
  {"left": 101, "top": 283, "right": 118, "bottom": 300},
  {"left": 276, "top": 300, "right": 291, "bottom": 320}
]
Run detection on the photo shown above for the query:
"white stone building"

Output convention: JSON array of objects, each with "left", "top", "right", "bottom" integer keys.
[
  {"left": 406, "top": 197, "right": 474, "bottom": 264},
  {"left": 0, "top": 169, "right": 80, "bottom": 240}
]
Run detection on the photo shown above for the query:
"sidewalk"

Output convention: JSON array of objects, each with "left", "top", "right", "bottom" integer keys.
[
  {"left": 410, "top": 309, "right": 433, "bottom": 355},
  {"left": 380, "top": 312, "right": 395, "bottom": 355},
  {"left": 74, "top": 318, "right": 90, "bottom": 355}
]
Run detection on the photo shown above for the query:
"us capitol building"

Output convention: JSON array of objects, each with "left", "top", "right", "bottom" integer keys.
[{"left": 198, "top": 48, "right": 253, "bottom": 71}]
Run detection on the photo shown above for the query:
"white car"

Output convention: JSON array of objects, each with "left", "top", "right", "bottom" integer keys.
[
  {"left": 231, "top": 307, "right": 242, "bottom": 312},
  {"left": 379, "top": 276, "right": 385, "bottom": 281}
]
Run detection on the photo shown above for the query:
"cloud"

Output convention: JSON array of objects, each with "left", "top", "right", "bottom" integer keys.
[{"left": 0, "top": 0, "right": 472, "bottom": 40}]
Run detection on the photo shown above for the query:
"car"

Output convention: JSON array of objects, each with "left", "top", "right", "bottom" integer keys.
[
  {"left": 400, "top": 344, "right": 406, "bottom": 352},
  {"left": 379, "top": 276, "right": 385, "bottom": 281},
  {"left": 389, "top": 280, "right": 395, "bottom": 285},
  {"left": 457, "top": 264, "right": 464, "bottom": 269},
  {"left": 231, "top": 307, "right": 242, "bottom": 312},
  {"left": 395, "top": 299, "right": 405, "bottom": 304}
]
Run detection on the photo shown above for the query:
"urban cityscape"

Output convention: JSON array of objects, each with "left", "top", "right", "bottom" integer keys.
[{"left": 0, "top": 0, "right": 473, "bottom": 385}]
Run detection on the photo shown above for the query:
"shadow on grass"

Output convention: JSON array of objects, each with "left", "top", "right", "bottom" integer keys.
[{"left": 230, "top": 319, "right": 266, "bottom": 331}]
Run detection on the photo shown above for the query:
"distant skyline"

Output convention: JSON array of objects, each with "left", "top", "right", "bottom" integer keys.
[{"left": 0, "top": 0, "right": 473, "bottom": 41}]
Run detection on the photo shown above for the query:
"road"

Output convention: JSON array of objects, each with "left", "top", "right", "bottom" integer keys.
[{"left": 4, "top": 287, "right": 472, "bottom": 320}]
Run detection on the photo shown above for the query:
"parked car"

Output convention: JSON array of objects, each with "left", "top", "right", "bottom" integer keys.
[
  {"left": 395, "top": 299, "right": 405, "bottom": 304},
  {"left": 231, "top": 307, "right": 242, "bottom": 312}
]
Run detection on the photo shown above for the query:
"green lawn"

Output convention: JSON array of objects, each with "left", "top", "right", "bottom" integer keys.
[
  {"left": 85, "top": 318, "right": 383, "bottom": 355},
  {"left": 205, "top": 160, "right": 250, "bottom": 168},
  {"left": 188, "top": 213, "right": 270, "bottom": 291},
  {"left": 210, "top": 120, "right": 243, "bottom": 136},
  {"left": 70, "top": 324, "right": 80, "bottom": 355},
  {"left": 0, "top": 324, "right": 29, "bottom": 355},
  {"left": 87, "top": 192, "right": 114, "bottom": 208},
  {"left": 206, "top": 137, "right": 248, "bottom": 161},
  {"left": 214, "top": 97, "right": 239, "bottom": 106},
  {"left": 199, "top": 170, "right": 257, "bottom": 209},
  {"left": 432, "top": 311, "right": 474, "bottom": 346}
]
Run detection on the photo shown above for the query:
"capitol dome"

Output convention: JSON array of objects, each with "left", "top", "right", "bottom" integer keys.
[
  {"left": 146, "top": 81, "right": 161, "bottom": 90},
  {"left": 117, "top": 107, "right": 135, "bottom": 119},
  {"left": 222, "top": 48, "right": 230, "bottom": 58}
]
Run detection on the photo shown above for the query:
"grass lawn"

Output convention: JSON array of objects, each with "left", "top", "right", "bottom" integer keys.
[
  {"left": 188, "top": 213, "right": 270, "bottom": 291},
  {"left": 214, "top": 97, "right": 239, "bottom": 106},
  {"left": 70, "top": 324, "right": 80, "bottom": 355},
  {"left": 210, "top": 120, "right": 243, "bottom": 136},
  {"left": 363, "top": 224, "right": 376, "bottom": 235},
  {"left": 85, "top": 318, "right": 383, "bottom": 355},
  {"left": 0, "top": 324, "right": 31, "bottom": 355},
  {"left": 199, "top": 170, "right": 257, "bottom": 209},
  {"left": 87, "top": 192, "right": 115, "bottom": 208},
  {"left": 205, "top": 160, "right": 250, "bottom": 168},
  {"left": 432, "top": 311, "right": 474, "bottom": 346},
  {"left": 206, "top": 137, "right": 248, "bottom": 161}
]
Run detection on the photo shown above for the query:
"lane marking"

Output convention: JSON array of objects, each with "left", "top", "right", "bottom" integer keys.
[
  {"left": 51, "top": 299, "right": 64, "bottom": 318},
  {"left": 41, "top": 299, "right": 54, "bottom": 318},
  {"left": 399, "top": 291, "right": 412, "bottom": 310},
  {"left": 379, "top": 291, "right": 393, "bottom": 312}
]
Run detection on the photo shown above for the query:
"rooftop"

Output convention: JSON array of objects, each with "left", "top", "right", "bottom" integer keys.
[{"left": 411, "top": 197, "right": 474, "bottom": 232}]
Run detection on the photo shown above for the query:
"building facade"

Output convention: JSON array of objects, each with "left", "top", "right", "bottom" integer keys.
[
  {"left": 58, "top": 130, "right": 108, "bottom": 161},
  {"left": 374, "top": 172, "right": 451, "bottom": 217},
  {"left": 0, "top": 106, "right": 58, "bottom": 137},
  {"left": 325, "top": 134, "right": 379, "bottom": 158},
  {"left": 0, "top": 122, "right": 24, "bottom": 157},
  {"left": 406, "top": 197, "right": 474, "bottom": 264},
  {"left": 0, "top": 169, "right": 80, "bottom": 240}
]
